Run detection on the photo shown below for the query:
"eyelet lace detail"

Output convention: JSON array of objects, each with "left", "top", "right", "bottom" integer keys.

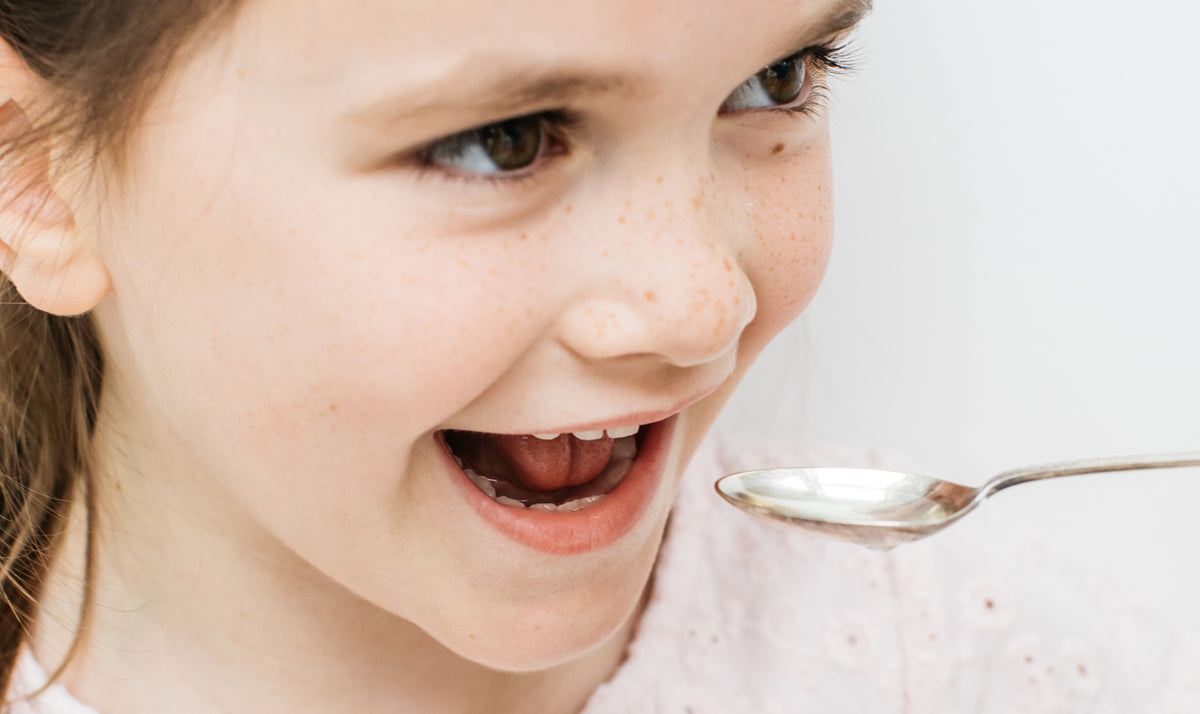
[{"left": 582, "top": 433, "right": 1193, "bottom": 713}]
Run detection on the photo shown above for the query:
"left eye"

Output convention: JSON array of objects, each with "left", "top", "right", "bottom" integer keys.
[{"left": 721, "top": 52, "right": 809, "bottom": 112}]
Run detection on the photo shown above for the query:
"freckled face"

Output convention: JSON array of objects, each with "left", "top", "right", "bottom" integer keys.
[{"left": 89, "top": 0, "right": 849, "bottom": 670}]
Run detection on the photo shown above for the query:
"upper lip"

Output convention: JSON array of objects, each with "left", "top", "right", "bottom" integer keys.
[{"left": 443, "top": 382, "right": 724, "bottom": 436}]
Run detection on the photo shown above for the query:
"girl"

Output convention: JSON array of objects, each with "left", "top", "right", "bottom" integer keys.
[
  {"left": 0, "top": 0, "right": 855, "bottom": 710},
  {"left": 0, "top": 0, "right": 1190, "bottom": 712}
]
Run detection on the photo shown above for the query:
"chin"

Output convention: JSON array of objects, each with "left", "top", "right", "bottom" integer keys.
[{"left": 431, "top": 518, "right": 665, "bottom": 674}]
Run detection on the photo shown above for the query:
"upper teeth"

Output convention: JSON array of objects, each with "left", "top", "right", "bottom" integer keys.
[{"left": 532, "top": 424, "right": 640, "bottom": 441}]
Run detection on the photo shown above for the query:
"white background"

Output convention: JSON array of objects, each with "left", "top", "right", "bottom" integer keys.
[{"left": 717, "top": 0, "right": 1200, "bottom": 631}]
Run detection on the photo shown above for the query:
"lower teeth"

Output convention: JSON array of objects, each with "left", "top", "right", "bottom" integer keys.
[
  {"left": 528, "top": 496, "right": 603, "bottom": 512},
  {"left": 460, "top": 435, "right": 637, "bottom": 511},
  {"left": 466, "top": 466, "right": 627, "bottom": 511},
  {"left": 468, "top": 471, "right": 498, "bottom": 498}
]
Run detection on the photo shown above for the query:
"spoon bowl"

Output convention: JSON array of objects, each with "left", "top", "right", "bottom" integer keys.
[{"left": 715, "top": 452, "right": 1200, "bottom": 550}]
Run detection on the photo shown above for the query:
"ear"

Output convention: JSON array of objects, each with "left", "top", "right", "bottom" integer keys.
[{"left": 0, "top": 79, "right": 111, "bottom": 316}]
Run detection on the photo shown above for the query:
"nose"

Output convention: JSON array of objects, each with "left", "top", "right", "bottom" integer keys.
[{"left": 555, "top": 173, "right": 757, "bottom": 369}]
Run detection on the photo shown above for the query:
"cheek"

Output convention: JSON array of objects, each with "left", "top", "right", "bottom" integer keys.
[
  {"left": 741, "top": 141, "right": 834, "bottom": 339},
  {"left": 99, "top": 157, "right": 550, "bottom": 471},
  {"left": 101, "top": 83, "right": 564, "bottom": 460},
  {"left": 677, "top": 142, "right": 832, "bottom": 457}
]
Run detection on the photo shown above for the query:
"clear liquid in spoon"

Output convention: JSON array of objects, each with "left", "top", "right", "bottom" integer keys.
[
  {"left": 716, "top": 468, "right": 973, "bottom": 550},
  {"left": 716, "top": 452, "right": 1200, "bottom": 551}
]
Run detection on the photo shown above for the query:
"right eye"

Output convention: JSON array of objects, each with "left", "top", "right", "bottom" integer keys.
[{"left": 421, "top": 114, "right": 556, "bottom": 175}]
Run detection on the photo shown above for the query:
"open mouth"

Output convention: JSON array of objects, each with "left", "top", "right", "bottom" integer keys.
[{"left": 440, "top": 424, "right": 648, "bottom": 512}]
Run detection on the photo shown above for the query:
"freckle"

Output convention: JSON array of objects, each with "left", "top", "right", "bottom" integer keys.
[
  {"left": 565, "top": 204, "right": 573, "bottom": 214},
  {"left": 772, "top": 143, "right": 785, "bottom": 154},
  {"left": 723, "top": 258, "right": 733, "bottom": 272},
  {"left": 644, "top": 291, "right": 658, "bottom": 302},
  {"left": 692, "top": 196, "right": 702, "bottom": 210},
  {"left": 646, "top": 209, "right": 656, "bottom": 220},
  {"left": 520, "top": 233, "right": 528, "bottom": 241},
  {"left": 656, "top": 175, "right": 664, "bottom": 184},
  {"left": 236, "top": 68, "right": 247, "bottom": 79}
]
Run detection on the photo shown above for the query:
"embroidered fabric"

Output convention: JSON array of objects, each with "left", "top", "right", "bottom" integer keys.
[
  {"left": 5, "top": 434, "right": 1195, "bottom": 713},
  {"left": 581, "top": 435, "right": 1196, "bottom": 714}
]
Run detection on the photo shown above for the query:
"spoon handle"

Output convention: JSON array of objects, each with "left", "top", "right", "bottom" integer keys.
[{"left": 979, "top": 451, "right": 1200, "bottom": 501}]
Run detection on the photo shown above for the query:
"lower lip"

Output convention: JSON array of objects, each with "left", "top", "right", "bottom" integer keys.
[{"left": 438, "top": 416, "right": 676, "bottom": 555}]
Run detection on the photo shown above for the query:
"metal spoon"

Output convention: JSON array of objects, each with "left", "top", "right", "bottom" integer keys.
[{"left": 714, "top": 452, "right": 1200, "bottom": 550}]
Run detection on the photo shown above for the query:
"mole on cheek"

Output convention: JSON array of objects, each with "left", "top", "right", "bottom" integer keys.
[{"left": 771, "top": 143, "right": 785, "bottom": 155}]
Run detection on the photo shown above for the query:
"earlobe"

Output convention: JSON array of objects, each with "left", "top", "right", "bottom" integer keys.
[{"left": 0, "top": 98, "right": 111, "bottom": 316}]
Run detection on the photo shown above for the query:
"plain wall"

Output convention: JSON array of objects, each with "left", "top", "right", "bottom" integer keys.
[{"left": 717, "top": 0, "right": 1200, "bottom": 631}]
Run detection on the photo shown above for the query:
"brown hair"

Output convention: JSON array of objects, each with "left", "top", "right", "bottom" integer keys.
[{"left": 0, "top": 0, "right": 242, "bottom": 696}]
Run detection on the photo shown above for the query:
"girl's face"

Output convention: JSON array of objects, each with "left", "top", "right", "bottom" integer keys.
[{"left": 86, "top": 0, "right": 860, "bottom": 671}]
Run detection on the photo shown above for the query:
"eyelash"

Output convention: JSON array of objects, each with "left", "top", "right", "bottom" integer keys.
[
  {"left": 771, "top": 42, "right": 856, "bottom": 118},
  {"left": 412, "top": 41, "right": 858, "bottom": 187}
]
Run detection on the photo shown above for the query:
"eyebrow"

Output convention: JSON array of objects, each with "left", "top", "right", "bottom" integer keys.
[
  {"left": 808, "top": 0, "right": 873, "bottom": 45},
  {"left": 342, "top": 66, "right": 637, "bottom": 133},
  {"left": 343, "top": 0, "right": 872, "bottom": 130}
]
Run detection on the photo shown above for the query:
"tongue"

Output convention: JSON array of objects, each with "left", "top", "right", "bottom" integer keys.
[{"left": 482, "top": 434, "right": 614, "bottom": 491}]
